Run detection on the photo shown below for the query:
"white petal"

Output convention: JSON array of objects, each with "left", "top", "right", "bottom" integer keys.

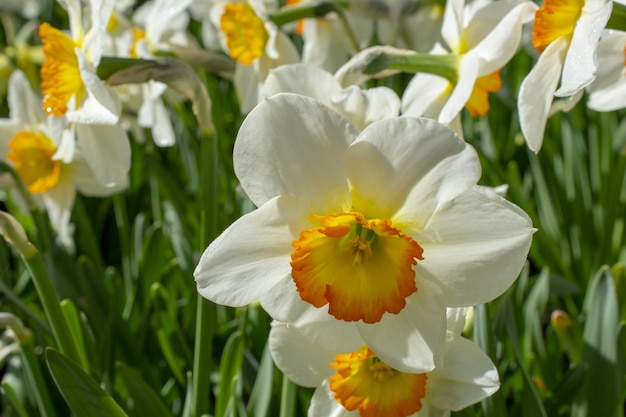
[
  {"left": 261, "top": 64, "right": 341, "bottom": 105},
  {"left": 415, "top": 186, "right": 534, "bottom": 307},
  {"left": 234, "top": 93, "right": 356, "bottom": 211},
  {"left": 356, "top": 279, "right": 447, "bottom": 373},
  {"left": 72, "top": 157, "right": 128, "bottom": 197},
  {"left": 42, "top": 179, "right": 76, "bottom": 247},
  {"left": 426, "top": 333, "right": 499, "bottom": 411},
  {"left": 440, "top": 0, "right": 464, "bottom": 51},
  {"left": 469, "top": 1, "right": 538, "bottom": 74},
  {"left": 308, "top": 380, "right": 356, "bottom": 417},
  {"left": 330, "top": 86, "right": 400, "bottom": 130},
  {"left": 518, "top": 37, "right": 568, "bottom": 153},
  {"left": 586, "top": 32, "right": 626, "bottom": 111},
  {"left": 555, "top": 0, "right": 613, "bottom": 97},
  {"left": 438, "top": 53, "right": 478, "bottom": 124},
  {"left": 75, "top": 123, "right": 131, "bottom": 187},
  {"left": 268, "top": 322, "right": 336, "bottom": 388},
  {"left": 7, "top": 70, "right": 44, "bottom": 127},
  {"left": 401, "top": 73, "right": 451, "bottom": 118},
  {"left": 66, "top": 49, "right": 121, "bottom": 125},
  {"left": 195, "top": 195, "right": 310, "bottom": 307},
  {"left": 346, "top": 117, "right": 480, "bottom": 227}
]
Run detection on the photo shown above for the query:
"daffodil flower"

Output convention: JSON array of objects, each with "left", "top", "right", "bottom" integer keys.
[
  {"left": 268, "top": 310, "right": 499, "bottom": 417},
  {"left": 586, "top": 30, "right": 626, "bottom": 112},
  {"left": 262, "top": 63, "right": 400, "bottom": 129},
  {"left": 194, "top": 93, "right": 534, "bottom": 372},
  {"left": 0, "top": 71, "right": 128, "bottom": 246},
  {"left": 211, "top": 0, "right": 299, "bottom": 112},
  {"left": 402, "top": 0, "right": 537, "bottom": 130},
  {"left": 518, "top": 0, "right": 613, "bottom": 152},
  {"left": 39, "top": 0, "right": 121, "bottom": 125}
]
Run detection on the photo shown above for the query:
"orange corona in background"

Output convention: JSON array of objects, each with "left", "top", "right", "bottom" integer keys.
[
  {"left": 532, "top": 0, "right": 583, "bottom": 51},
  {"left": 6, "top": 131, "right": 62, "bottom": 193},
  {"left": 466, "top": 71, "right": 502, "bottom": 116},
  {"left": 330, "top": 345, "right": 427, "bottom": 417},
  {"left": 39, "top": 23, "right": 86, "bottom": 116}
]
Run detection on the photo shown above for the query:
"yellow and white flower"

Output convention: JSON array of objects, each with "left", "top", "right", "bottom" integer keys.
[
  {"left": 402, "top": 0, "right": 537, "bottom": 133},
  {"left": 0, "top": 71, "right": 128, "bottom": 246},
  {"left": 39, "top": 0, "right": 120, "bottom": 125},
  {"left": 194, "top": 93, "right": 534, "bottom": 372},
  {"left": 269, "top": 308, "right": 499, "bottom": 417},
  {"left": 211, "top": 0, "right": 300, "bottom": 112},
  {"left": 517, "top": 0, "right": 613, "bottom": 152}
]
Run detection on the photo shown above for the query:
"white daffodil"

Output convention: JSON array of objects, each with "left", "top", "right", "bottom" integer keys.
[
  {"left": 269, "top": 310, "right": 499, "bottom": 417},
  {"left": 586, "top": 30, "right": 626, "bottom": 112},
  {"left": 194, "top": 93, "right": 534, "bottom": 372},
  {"left": 518, "top": 0, "right": 613, "bottom": 152},
  {"left": 402, "top": 0, "right": 536, "bottom": 131},
  {"left": 39, "top": 0, "right": 120, "bottom": 125},
  {"left": 211, "top": 0, "right": 300, "bottom": 112},
  {"left": 0, "top": 71, "right": 128, "bottom": 246},
  {"left": 262, "top": 64, "right": 400, "bottom": 130}
]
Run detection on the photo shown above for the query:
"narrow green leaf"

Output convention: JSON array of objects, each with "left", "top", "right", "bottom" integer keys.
[
  {"left": 45, "top": 348, "right": 128, "bottom": 417},
  {"left": 60, "top": 300, "right": 89, "bottom": 373},
  {"left": 572, "top": 266, "right": 620, "bottom": 417},
  {"left": 246, "top": 342, "right": 274, "bottom": 417},
  {"left": 1, "top": 380, "right": 30, "bottom": 417},
  {"left": 279, "top": 374, "right": 296, "bottom": 417},
  {"left": 115, "top": 362, "right": 174, "bottom": 417},
  {"left": 216, "top": 331, "right": 245, "bottom": 417}
]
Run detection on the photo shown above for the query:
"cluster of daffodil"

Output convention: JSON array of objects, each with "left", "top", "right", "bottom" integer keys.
[{"left": 0, "top": 0, "right": 624, "bottom": 415}]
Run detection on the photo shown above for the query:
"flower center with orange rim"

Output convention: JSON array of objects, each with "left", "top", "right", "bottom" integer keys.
[
  {"left": 129, "top": 27, "right": 147, "bottom": 58},
  {"left": 532, "top": 0, "right": 584, "bottom": 51},
  {"left": 39, "top": 23, "right": 86, "bottom": 116},
  {"left": 220, "top": 3, "right": 269, "bottom": 65},
  {"left": 330, "top": 345, "right": 427, "bottom": 417},
  {"left": 290, "top": 212, "right": 423, "bottom": 323},
  {"left": 6, "top": 131, "right": 63, "bottom": 194},
  {"left": 465, "top": 71, "right": 502, "bottom": 117}
]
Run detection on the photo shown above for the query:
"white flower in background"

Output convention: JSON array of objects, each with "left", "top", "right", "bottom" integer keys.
[
  {"left": 194, "top": 93, "right": 534, "bottom": 372},
  {"left": 212, "top": 0, "right": 300, "bottom": 112},
  {"left": 117, "top": 0, "right": 195, "bottom": 147},
  {"left": 269, "top": 308, "right": 499, "bottom": 417},
  {"left": 402, "top": 0, "right": 537, "bottom": 133},
  {"left": 517, "top": 0, "right": 613, "bottom": 152},
  {"left": 262, "top": 64, "right": 400, "bottom": 130},
  {"left": 0, "top": 71, "right": 127, "bottom": 246},
  {"left": 586, "top": 30, "right": 626, "bottom": 112}
]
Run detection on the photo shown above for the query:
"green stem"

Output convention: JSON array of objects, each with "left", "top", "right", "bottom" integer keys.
[
  {"left": 19, "top": 247, "right": 83, "bottom": 366},
  {"left": 606, "top": 1, "right": 626, "bottom": 31},
  {"left": 191, "top": 129, "right": 219, "bottom": 416},
  {"left": 269, "top": 0, "right": 348, "bottom": 26},
  {"left": 112, "top": 195, "right": 134, "bottom": 320},
  {"left": 368, "top": 52, "right": 459, "bottom": 83},
  {"left": 20, "top": 340, "right": 56, "bottom": 417}
]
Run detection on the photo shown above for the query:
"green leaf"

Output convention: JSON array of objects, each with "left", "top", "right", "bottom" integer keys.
[
  {"left": 60, "top": 299, "right": 89, "bottom": 373},
  {"left": 45, "top": 348, "right": 128, "bottom": 417},
  {"left": 246, "top": 342, "right": 274, "bottom": 417},
  {"left": 115, "top": 362, "right": 174, "bottom": 417},
  {"left": 1, "top": 380, "right": 30, "bottom": 417},
  {"left": 215, "top": 331, "right": 244, "bottom": 417},
  {"left": 572, "top": 266, "right": 620, "bottom": 417}
]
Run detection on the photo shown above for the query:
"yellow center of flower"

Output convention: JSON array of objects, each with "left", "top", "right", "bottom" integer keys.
[
  {"left": 330, "top": 345, "right": 427, "bottom": 417},
  {"left": 6, "top": 131, "right": 62, "bottom": 194},
  {"left": 290, "top": 212, "right": 423, "bottom": 323},
  {"left": 39, "top": 23, "right": 86, "bottom": 116},
  {"left": 220, "top": 2, "right": 269, "bottom": 65},
  {"left": 465, "top": 71, "right": 502, "bottom": 117},
  {"left": 129, "top": 27, "right": 147, "bottom": 58},
  {"left": 532, "top": 0, "right": 584, "bottom": 51}
]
